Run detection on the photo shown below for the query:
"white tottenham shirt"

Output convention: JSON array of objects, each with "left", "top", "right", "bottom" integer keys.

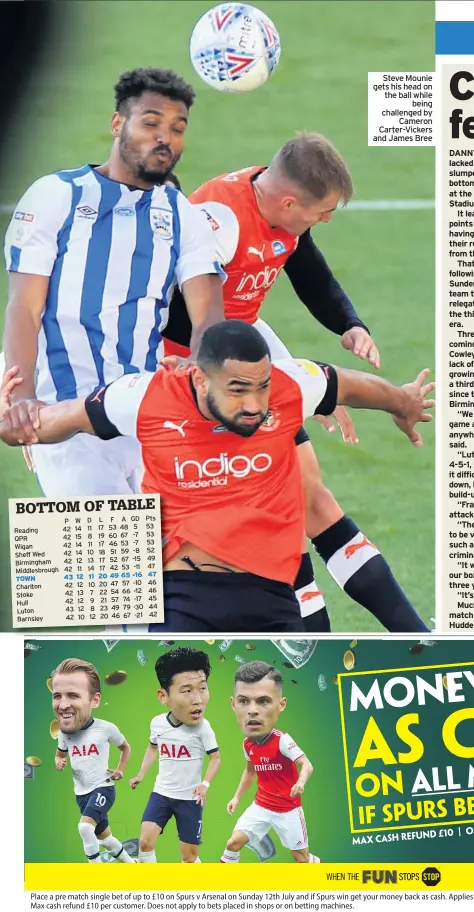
[
  {"left": 149, "top": 713, "right": 218, "bottom": 801},
  {"left": 58, "top": 716, "right": 125, "bottom": 795}
]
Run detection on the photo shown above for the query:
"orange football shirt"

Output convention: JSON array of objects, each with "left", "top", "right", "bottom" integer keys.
[
  {"left": 190, "top": 167, "right": 298, "bottom": 324},
  {"left": 101, "top": 359, "right": 336, "bottom": 585}
]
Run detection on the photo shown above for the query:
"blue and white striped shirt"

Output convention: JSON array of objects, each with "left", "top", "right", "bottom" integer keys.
[{"left": 4, "top": 164, "right": 222, "bottom": 402}]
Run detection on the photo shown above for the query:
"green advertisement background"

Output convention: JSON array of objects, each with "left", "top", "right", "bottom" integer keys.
[{"left": 25, "top": 638, "right": 474, "bottom": 863}]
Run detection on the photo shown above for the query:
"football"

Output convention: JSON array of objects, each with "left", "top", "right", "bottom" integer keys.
[{"left": 189, "top": 3, "right": 281, "bottom": 94}]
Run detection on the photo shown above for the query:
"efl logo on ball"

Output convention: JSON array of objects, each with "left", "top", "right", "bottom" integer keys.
[{"left": 190, "top": 3, "right": 281, "bottom": 94}]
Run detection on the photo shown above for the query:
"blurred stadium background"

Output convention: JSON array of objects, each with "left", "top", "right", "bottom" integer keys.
[{"left": 0, "top": 1, "right": 434, "bottom": 631}]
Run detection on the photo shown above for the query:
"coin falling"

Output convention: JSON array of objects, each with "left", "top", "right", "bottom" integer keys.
[
  {"left": 291, "top": 680, "right": 298, "bottom": 685},
  {"left": 318, "top": 674, "right": 327, "bottom": 692},
  {"left": 245, "top": 644, "right": 256, "bottom": 651},
  {"left": 333, "top": 675, "right": 339, "bottom": 685},
  {"left": 46, "top": 677, "right": 53, "bottom": 692},
  {"left": 204, "top": 640, "right": 215, "bottom": 646},
  {"left": 282, "top": 662, "right": 293, "bottom": 668},
  {"left": 26, "top": 756, "right": 42, "bottom": 767},
  {"left": 105, "top": 671, "right": 128, "bottom": 686},
  {"left": 343, "top": 650, "right": 356, "bottom": 671},
  {"left": 49, "top": 720, "right": 60, "bottom": 740},
  {"left": 442, "top": 675, "right": 448, "bottom": 690},
  {"left": 349, "top": 639, "right": 357, "bottom": 649},
  {"left": 219, "top": 655, "right": 226, "bottom": 663}
]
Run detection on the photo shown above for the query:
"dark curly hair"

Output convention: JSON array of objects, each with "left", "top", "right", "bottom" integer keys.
[
  {"left": 114, "top": 67, "right": 196, "bottom": 117},
  {"left": 155, "top": 646, "right": 211, "bottom": 691}
]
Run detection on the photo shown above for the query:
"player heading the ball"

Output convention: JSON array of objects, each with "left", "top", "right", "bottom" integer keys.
[
  {"left": 222, "top": 661, "right": 319, "bottom": 864},
  {"left": 129, "top": 647, "right": 220, "bottom": 863},
  {"left": 52, "top": 658, "right": 135, "bottom": 864}
]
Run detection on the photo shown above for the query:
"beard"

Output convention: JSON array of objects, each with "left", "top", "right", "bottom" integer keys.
[
  {"left": 119, "top": 126, "right": 181, "bottom": 185},
  {"left": 206, "top": 391, "right": 266, "bottom": 438}
]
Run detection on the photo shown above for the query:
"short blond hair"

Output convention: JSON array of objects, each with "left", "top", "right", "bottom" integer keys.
[
  {"left": 270, "top": 132, "right": 353, "bottom": 204},
  {"left": 51, "top": 658, "right": 101, "bottom": 696}
]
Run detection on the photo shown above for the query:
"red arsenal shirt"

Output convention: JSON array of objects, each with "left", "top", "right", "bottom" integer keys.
[{"left": 244, "top": 729, "right": 305, "bottom": 812}]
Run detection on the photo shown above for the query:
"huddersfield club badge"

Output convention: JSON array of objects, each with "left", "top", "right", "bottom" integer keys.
[{"left": 150, "top": 207, "right": 173, "bottom": 240}]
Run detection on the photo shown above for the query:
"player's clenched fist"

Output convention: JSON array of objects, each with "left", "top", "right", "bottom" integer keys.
[
  {"left": 227, "top": 797, "right": 239, "bottom": 815},
  {"left": 55, "top": 756, "right": 67, "bottom": 771},
  {"left": 1, "top": 396, "right": 47, "bottom": 445},
  {"left": 129, "top": 775, "right": 143, "bottom": 789},
  {"left": 290, "top": 781, "right": 305, "bottom": 798}
]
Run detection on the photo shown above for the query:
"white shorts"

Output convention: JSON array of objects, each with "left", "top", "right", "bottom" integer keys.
[
  {"left": 235, "top": 802, "right": 308, "bottom": 850},
  {"left": 31, "top": 433, "right": 143, "bottom": 497},
  {"left": 253, "top": 318, "right": 292, "bottom": 360}
]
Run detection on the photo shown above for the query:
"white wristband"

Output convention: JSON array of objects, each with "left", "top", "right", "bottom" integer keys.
[{"left": 202, "top": 780, "right": 210, "bottom": 789}]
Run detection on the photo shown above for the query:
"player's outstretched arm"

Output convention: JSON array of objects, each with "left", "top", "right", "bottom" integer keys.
[
  {"left": 284, "top": 232, "right": 380, "bottom": 369},
  {"left": 0, "top": 396, "right": 93, "bottom": 446},
  {"left": 109, "top": 738, "right": 131, "bottom": 781},
  {"left": 2, "top": 274, "right": 50, "bottom": 443},
  {"left": 290, "top": 755, "right": 313, "bottom": 798},
  {"left": 227, "top": 761, "right": 256, "bottom": 814},
  {"left": 55, "top": 749, "right": 67, "bottom": 771},
  {"left": 182, "top": 273, "right": 225, "bottom": 358},
  {"left": 193, "top": 750, "right": 221, "bottom": 806},
  {"left": 129, "top": 743, "right": 158, "bottom": 789},
  {"left": 334, "top": 366, "right": 435, "bottom": 447}
]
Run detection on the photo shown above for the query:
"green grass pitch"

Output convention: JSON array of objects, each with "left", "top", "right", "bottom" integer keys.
[{"left": 0, "top": 1, "right": 434, "bottom": 631}]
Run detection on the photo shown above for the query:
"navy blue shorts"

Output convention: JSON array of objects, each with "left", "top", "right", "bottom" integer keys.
[
  {"left": 150, "top": 572, "right": 304, "bottom": 633},
  {"left": 76, "top": 785, "right": 116, "bottom": 835},
  {"left": 142, "top": 792, "right": 203, "bottom": 845}
]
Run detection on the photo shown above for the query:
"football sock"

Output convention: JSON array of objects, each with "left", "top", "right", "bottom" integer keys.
[
  {"left": 100, "top": 834, "right": 135, "bottom": 863},
  {"left": 295, "top": 553, "right": 331, "bottom": 631},
  {"left": 220, "top": 849, "right": 240, "bottom": 863},
  {"left": 312, "top": 516, "right": 429, "bottom": 632},
  {"left": 309, "top": 853, "right": 321, "bottom": 863},
  {"left": 181, "top": 857, "right": 201, "bottom": 862},
  {"left": 78, "top": 821, "right": 101, "bottom": 863},
  {"left": 138, "top": 849, "right": 156, "bottom": 863}
]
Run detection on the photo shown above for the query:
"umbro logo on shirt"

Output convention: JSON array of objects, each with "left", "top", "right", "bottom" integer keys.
[{"left": 76, "top": 205, "right": 98, "bottom": 219}]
